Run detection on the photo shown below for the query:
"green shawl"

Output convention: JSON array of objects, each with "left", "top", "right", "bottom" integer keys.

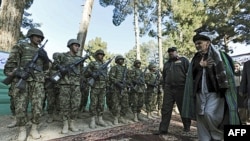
[{"left": 182, "top": 49, "right": 240, "bottom": 125}]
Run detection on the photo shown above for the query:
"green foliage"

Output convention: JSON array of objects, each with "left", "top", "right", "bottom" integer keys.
[
  {"left": 125, "top": 40, "right": 157, "bottom": 69},
  {"left": 84, "top": 37, "right": 115, "bottom": 64}
]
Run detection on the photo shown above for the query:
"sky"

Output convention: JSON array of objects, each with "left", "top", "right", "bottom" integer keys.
[
  {"left": 27, "top": 0, "right": 153, "bottom": 59},
  {"left": 26, "top": 0, "right": 250, "bottom": 59}
]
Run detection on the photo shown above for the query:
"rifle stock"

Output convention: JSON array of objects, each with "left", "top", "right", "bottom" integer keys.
[{"left": 1, "top": 74, "right": 15, "bottom": 85}]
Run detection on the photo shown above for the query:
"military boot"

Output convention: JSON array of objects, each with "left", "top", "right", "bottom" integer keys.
[
  {"left": 7, "top": 116, "right": 17, "bottom": 128},
  {"left": 30, "top": 124, "right": 41, "bottom": 139},
  {"left": 119, "top": 116, "right": 128, "bottom": 124},
  {"left": 47, "top": 114, "right": 54, "bottom": 123},
  {"left": 157, "top": 110, "right": 161, "bottom": 116},
  {"left": 113, "top": 116, "right": 119, "bottom": 125},
  {"left": 61, "top": 120, "right": 69, "bottom": 134},
  {"left": 69, "top": 120, "right": 79, "bottom": 132},
  {"left": 89, "top": 116, "right": 96, "bottom": 129},
  {"left": 17, "top": 126, "right": 26, "bottom": 141},
  {"left": 147, "top": 112, "right": 153, "bottom": 119},
  {"left": 97, "top": 116, "right": 107, "bottom": 127},
  {"left": 137, "top": 113, "right": 147, "bottom": 121},
  {"left": 133, "top": 113, "right": 138, "bottom": 122}
]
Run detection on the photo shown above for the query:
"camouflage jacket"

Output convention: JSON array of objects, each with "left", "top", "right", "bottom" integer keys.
[
  {"left": 4, "top": 42, "right": 49, "bottom": 82},
  {"left": 53, "top": 52, "right": 82, "bottom": 85},
  {"left": 109, "top": 64, "right": 130, "bottom": 87},
  {"left": 145, "top": 71, "right": 161, "bottom": 92},
  {"left": 85, "top": 60, "right": 107, "bottom": 88},
  {"left": 129, "top": 67, "right": 146, "bottom": 93}
]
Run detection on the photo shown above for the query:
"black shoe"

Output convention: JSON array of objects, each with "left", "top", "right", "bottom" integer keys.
[{"left": 152, "top": 130, "right": 168, "bottom": 135}]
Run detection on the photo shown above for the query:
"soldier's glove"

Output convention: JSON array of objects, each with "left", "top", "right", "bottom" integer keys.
[
  {"left": 92, "top": 72, "right": 100, "bottom": 80},
  {"left": 116, "top": 81, "right": 125, "bottom": 89},
  {"left": 38, "top": 49, "right": 50, "bottom": 62},
  {"left": 58, "top": 66, "right": 68, "bottom": 75},
  {"left": 15, "top": 70, "right": 29, "bottom": 80}
]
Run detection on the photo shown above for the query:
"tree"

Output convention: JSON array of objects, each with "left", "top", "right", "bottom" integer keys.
[
  {"left": 0, "top": 0, "right": 34, "bottom": 52},
  {"left": 77, "top": 0, "right": 95, "bottom": 56}
]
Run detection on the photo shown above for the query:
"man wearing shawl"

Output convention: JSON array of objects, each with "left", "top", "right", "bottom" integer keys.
[{"left": 182, "top": 30, "right": 240, "bottom": 141}]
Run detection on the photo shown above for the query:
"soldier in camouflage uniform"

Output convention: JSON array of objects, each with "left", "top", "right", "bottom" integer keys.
[
  {"left": 84, "top": 49, "right": 108, "bottom": 128},
  {"left": 79, "top": 67, "right": 90, "bottom": 113},
  {"left": 45, "top": 53, "right": 60, "bottom": 123},
  {"left": 144, "top": 63, "right": 160, "bottom": 119},
  {"left": 155, "top": 71, "right": 163, "bottom": 116},
  {"left": 129, "top": 60, "right": 146, "bottom": 122},
  {"left": 3, "top": 28, "right": 50, "bottom": 141},
  {"left": 52, "top": 39, "right": 83, "bottom": 134},
  {"left": 109, "top": 55, "right": 130, "bottom": 125}
]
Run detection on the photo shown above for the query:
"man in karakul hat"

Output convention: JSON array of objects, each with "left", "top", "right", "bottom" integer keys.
[{"left": 182, "top": 29, "right": 241, "bottom": 141}]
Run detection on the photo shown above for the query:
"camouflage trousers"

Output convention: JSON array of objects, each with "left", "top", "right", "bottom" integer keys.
[
  {"left": 46, "top": 86, "right": 60, "bottom": 114},
  {"left": 59, "top": 85, "right": 81, "bottom": 121},
  {"left": 8, "top": 82, "right": 17, "bottom": 116},
  {"left": 130, "top": 91, "right": 144, "bottom": 113},
  {"left": 15, "top": 81, "right": 45, "bottom": 126},
  {"left": 89, "top": 87, "right": 106, "bottom": 116},
  {"left": 79, "top": 86, "right": 89, "bottom": 112},
  {"left": 156, "top": 92, "right": 163, "bottom": 111},
  {"left": 110, "top": 87, "right": 129, "bottom": 117},
  {"left": 145, "top": 87, "right": 158, "bottom": 112}
]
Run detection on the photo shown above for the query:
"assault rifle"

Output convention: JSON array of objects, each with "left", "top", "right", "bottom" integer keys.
[
  {"left": 15, "top": 40, "right": 49, "bottom": 90},
  {"left": 49, "top": 54, "right": 90, "bottom": 84},
  {"left": 132, "top": 67, "right": 147, "bottom": 90},
  {"left": 88, "top": 56, "right": 115, "bottom": 87},
  {"left": 1, "top": 68, "right": 20, "bottom": 85}
]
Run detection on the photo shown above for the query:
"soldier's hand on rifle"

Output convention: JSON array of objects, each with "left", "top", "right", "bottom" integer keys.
[
  {"left": 92, "top": 72, "right": 100, "bottom": 80},
  {"left": 15, "top": 69, "right": 28, "bottom": 79},
  {"left": 38, "top": 49, "right": 50, "bottom": 62},
  {"left": 58, "top": 66, "right": 68, "bottom": 75},
  {"left": 116, "top": 81, "right": 125, "bottom": 89}
]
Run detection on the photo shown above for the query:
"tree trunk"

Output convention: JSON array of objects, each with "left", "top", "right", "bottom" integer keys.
[
  {"left": 157, "top": 0, "right": 163, "bottom": 70},
  {"left": 77, "top": 0, "right": 95, "bottom": 56},
  {"left": 134, "top": 0, "right": 141, "bottom": 60},
  {"left": 0, "top": 0, "right": 27, "bottom": 52}
]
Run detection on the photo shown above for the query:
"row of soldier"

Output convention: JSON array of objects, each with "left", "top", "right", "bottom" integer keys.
[{"left": 3, "top": 28, "right": 164, "bottom": 141}]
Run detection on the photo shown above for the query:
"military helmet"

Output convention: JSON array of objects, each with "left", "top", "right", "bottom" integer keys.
[
  {"left": 67, "top": 39, "right": 80, "bottom": 47},
  {"left": 26, "top": 28, "right": 44, "bottom": 40},
  {"left": 95, "top": 49, "right": 105, "bottom": 56},
  {"left": 148, "top": 63, "right": 156, "bottom": 69},
  {"left": 134, "top": 59, "right": 141, "bottom": 66},
  {"left": 115, "top": 55, "right": 125, "bottom": 63}
]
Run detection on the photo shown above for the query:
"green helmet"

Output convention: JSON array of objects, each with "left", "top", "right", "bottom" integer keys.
[
  {"left": 26, "top": 28, "right": 44, "bottom": 40},
  {"left": 148, "top": 63, "right": 156, "bottom": 69},
  {"left": 134, "top": 59, "right": 141, "bottom": 66},
  {"left": 67, "top": 39, "right": 80, "bottom": 47},
  {"left": 95, "top": 49, "right": 105, "bottom": 56},
  {"left": 115, "top": 55, "right": 125, "bottom": 63}
]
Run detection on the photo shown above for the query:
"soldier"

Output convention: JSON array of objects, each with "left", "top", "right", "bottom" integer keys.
[
  {"left": 52, "top": 39, "right": 83, "bottom": 134},
  {"left": 155, "top": 71, "right": 163, "bottom": 116},
  {"left": 129, "top": 60, "right": 146, "bottom": 122},
  {"left": 3, "top": 28, "right": 50, "bottom": 141},
  {"left": 79, "top": 67, "right": 90, "bottom": 113},
  {"left": 45, "top": 53, "right": 60, "bottom": 123},
  {"left": 144, "top": 63, "right": 160, "bottom": 119},
  {"left": 84, "top": 49, "right": 108, "bottom": 128},
  {"left": 109, "top": 55, "right": 130, "bottom": 125}
]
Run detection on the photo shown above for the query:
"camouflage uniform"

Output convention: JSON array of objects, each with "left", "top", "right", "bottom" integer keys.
[
  {"left": 155, "top": 72, "right": 163, "bottom": 115},
  {"left": 129, "top": 60, "right": 146, "bottom": 121},
  {"left": 84, "top": 50, "right": 109, "bottom": 128},
  {"left": 45, "top": 57, "right": 60, "bottom": 123},
  {"left": 4, "top": 28, "right": 50, "bottom": 140},
  {"left": 109, "top": 55, "right": 130, "bottom": 124},
  {"left": 53, "top": 39, "right": 84, "bottom": 134},
  {"left": 53, "top": 52, "right": 82, "bottom": 121},
  {"left": 79, "top": 72, "right": 90, "bottom": 112},
  {"left": 144, "top": 63, "right": 160, "bottom": 118}
]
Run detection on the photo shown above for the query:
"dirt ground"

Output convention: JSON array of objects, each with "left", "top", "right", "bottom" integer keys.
[{"left": 0, "top": 109, "right": 198, "bottom": 141}]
